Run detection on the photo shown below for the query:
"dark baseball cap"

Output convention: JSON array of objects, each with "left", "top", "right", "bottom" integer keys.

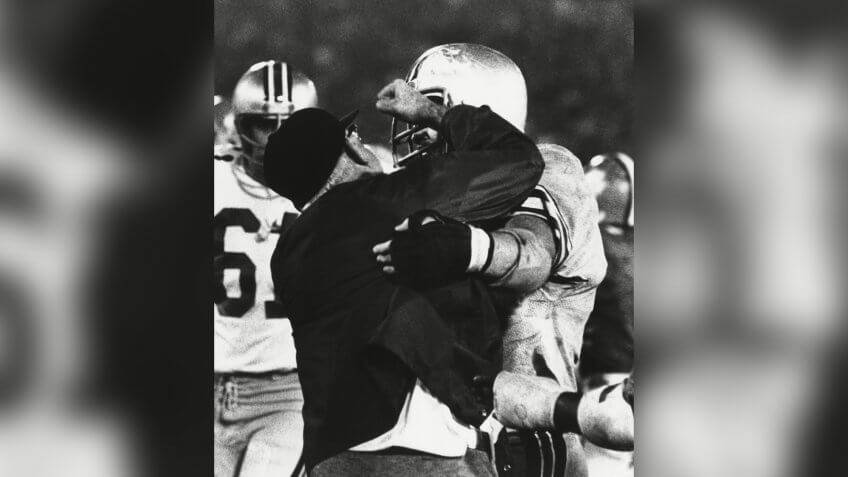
[{"left": 264, "top": 108, "right": 358, "bottom": 209}]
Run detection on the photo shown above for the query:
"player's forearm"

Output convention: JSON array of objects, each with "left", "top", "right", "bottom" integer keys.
[
  {"left": 482, "top": 227, "right": 554, "bottom": 294},
  {"left": 493, "top": 372, "right": 635, "bottom": 451}
]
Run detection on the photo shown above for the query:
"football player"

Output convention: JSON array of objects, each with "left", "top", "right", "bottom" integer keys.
[
  {"left": 580, "top": 152, "right": 634, "bottom": 387},
  {"left": 579, "top": 152, "right": 636, "bottom": 477},
  {"left": 214, "top": 60, "right": 316, "bottom": 477},
  {"left": 374, "top": 44, "right": 629, "bottom": 476}
]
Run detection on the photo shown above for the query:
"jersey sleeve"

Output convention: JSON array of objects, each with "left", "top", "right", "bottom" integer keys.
[
  {"left": 508, "top": 184, "right": 569, "bottom": 270},
  {"left": 517, "top": 144, "right": 607, "bottom": 288}
]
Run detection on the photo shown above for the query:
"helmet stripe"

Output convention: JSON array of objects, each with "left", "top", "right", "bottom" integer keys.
[
  {"left": 274, "top": 61, "right": 285, "bottom": 102},
  {"left": 286, "top": 63, "right": 293, "bottom": 102},
  {"left": 263, "top": 61, "right": 273, "bottom": 102}
]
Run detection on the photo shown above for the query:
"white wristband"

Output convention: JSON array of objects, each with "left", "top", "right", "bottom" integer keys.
[{"left": 467, "top": 226, "right": 492, "bottom": 272}]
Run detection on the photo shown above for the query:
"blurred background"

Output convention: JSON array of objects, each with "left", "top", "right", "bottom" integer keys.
[
  {"left": 215, "top": 0, "right": 633, "bottom": 162},
  {"left": 0, "top": 0, "right": 210, "bottom": 475},
  {"left": 636, "top": 2, "right": 847, "bottom": 477}
]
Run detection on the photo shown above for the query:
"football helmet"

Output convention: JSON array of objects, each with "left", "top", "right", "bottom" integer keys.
[
  {"left": 232, "top": 60, "right": 318, "bottom": 168},
  {"left": 391, "top": 43, "right": 527, "bottom": 165},
  {"left": 214, "top": 95, "right": 239, "bottom": 161},
  {"left": 584, "top": 152, "right": 635, "bottom": 228}
]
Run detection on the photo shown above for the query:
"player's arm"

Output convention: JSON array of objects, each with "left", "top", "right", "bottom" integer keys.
[
  {"left": 373, "top": 186, "right": 562, "bottom": 293},
  {"left": 493, "top": 371, "right": 634, "bottom": 452},
  {"left": 480, "top": 184, "right": 567, "bottom": 292},
  {"left": 373, "top": 80, "right": 544, "bottom": 223},
  {"left": 576, "top": 374, "right": 635, "bottom": 451}
]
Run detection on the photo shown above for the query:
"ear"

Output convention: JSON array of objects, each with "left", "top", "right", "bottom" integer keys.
[{"left": 350, "top": 141, "right": 384, "bottom": 173}]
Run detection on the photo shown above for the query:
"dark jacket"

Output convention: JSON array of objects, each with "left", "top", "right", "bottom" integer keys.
[{"left": 271, "top": 105, "right": 543, "bottom": 470}]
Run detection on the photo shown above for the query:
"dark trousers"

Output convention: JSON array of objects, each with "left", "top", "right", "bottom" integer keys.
[{"left": 310, "top": 448, "right": 496, "bottom": 477}]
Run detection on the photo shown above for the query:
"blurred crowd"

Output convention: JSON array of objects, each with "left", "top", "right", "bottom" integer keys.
[{"left": 637, "top": 3, "right": 847, "bottom": 476}]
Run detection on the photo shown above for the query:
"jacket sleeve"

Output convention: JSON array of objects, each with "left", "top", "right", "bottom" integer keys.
[{"left": 366, "top": 105, "right": 544, "bottom": 223}]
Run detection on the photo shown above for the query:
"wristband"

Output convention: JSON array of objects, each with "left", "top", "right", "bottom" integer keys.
[{"left": 467, "top": 225, "right": 492, "bottom": 272}]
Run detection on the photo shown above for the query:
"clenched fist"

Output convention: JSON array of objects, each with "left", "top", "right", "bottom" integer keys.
[{"left": 375, "top": 79, "right": 447, "bottom": 128}]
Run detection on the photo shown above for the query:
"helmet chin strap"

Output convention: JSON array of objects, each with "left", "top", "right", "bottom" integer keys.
[
  {"left": 241, "top": 155, "right": 266, "bottom": 184},
  {"left": 232, "top": 155, "right": 277, "bottom": 200},
  {"left": 238, "top": 131, "right": 265, "bottom": 152}
]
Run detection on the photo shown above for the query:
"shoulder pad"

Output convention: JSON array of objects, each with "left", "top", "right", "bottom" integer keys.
[
  {"left": 536, "top": 143, "right": 583, "bottom": 176},
  {"left": 523, "top": 144, "right": 602, "bottom": 276}
]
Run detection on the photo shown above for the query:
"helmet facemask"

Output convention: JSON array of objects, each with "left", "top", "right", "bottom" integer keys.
[
  {"left": 390, "top": 86, "right": 452, "bottom": 166},
  {"left": 235, "top": 110, "right": 291, "bottom": 169}
]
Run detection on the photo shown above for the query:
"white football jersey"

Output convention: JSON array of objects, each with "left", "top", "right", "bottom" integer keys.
[
  {"left": 504, "top": 144, "right": 608, "bottom": 391},
  {"left": 214, "top": 159, "right": 299, "bottom": 372}
]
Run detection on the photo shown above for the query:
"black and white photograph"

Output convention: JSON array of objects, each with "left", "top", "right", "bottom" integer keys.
[
  {"left": 1, "top": 0, "right": 846, "bottom": 476},
  {"left": 214, "top": 1, "right": 633, "bottom": 476}
]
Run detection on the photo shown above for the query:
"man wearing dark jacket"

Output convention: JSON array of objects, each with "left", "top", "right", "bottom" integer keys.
[{"left": 265, "top": 80, "right": 543, "bottom": 476}]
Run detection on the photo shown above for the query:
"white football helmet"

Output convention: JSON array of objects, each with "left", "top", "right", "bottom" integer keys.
[
  {"left": 391, "top": 43, "right": 527, "bottom": 165},
  {"left": 232, "top": 60, "right": 318, "bottom": 168},
  {"left": 585, "top": 152, "right": 635, "bottom": 229}
]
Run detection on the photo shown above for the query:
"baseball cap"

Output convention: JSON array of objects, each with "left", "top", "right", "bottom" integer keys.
[{"left": 264, "top": 108, "right": 358, "bottom": 209}]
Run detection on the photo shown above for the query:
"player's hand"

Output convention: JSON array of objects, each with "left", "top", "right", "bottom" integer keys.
[
  {"left": 472, "top": 374, "right": 496, "bottom": 408},
  {"left": 577, "top": 379, "right": 635, "bottom": 451},
  {"left": 622, "top": 375, "right": 634, "bottom": 409},
  {"left": 375, "top": 79, "right": 447, "bottom": 128},
  {"left": 372, "top": 210, "right": 477, "bottom": 288}
]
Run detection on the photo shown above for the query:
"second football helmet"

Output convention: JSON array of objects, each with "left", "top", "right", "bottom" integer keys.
[
  {"left": 584, "top": 152, "right": 635, "bottom": 229},
  {"left": 391, "top": 43, "right": 527, "bottom": 165},
  {"left": 232, "top": 60, "right": 318, "bottom": 168},
  {"left": 214, "top": 95, "right": 239, "bottom": 161}
]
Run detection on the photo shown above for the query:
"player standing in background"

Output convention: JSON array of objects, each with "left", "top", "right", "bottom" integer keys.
[
  {"left": 377, "top": 44, "right": 613, "bottom": 476},
  {"left": 214, "top": 60, "right": 316, "bottom": 477},
  {"left": 580, "top": 152, "right": 634, "bottom": 387},
  {"left": 579, "top": 152, "right": 635, "bottom": 477}
]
